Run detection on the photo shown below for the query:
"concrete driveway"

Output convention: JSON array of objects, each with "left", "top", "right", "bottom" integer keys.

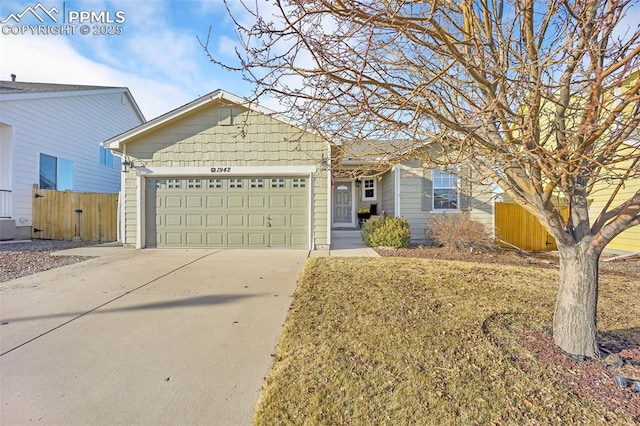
[{"left": 0, "top": 248, "right": 307, "bottom": 425}]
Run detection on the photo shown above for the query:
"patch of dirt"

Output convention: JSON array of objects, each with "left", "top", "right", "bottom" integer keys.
[
  {"left": 521, "top": 331, "right": 640, "bottom": 422},
  {"left": 375, "top": 246, "right": 640, "bottom": 278}
]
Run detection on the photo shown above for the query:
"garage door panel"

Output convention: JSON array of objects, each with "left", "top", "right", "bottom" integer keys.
[
  {"left": 186, "top": 215, "right": 203, "bottom": 227},
  {"left": 249, "top": 233, "right": 267, "bottom": 246},
  {"left": 165, "top": 233, "right": 184, "bottom": 246},
  {"left": 206, "top": 214, "right": 223, "bottom": 227},
  {"left": 165, "top": 196, "right": 183, "bottom": 208},
  {"left": 165, "top": 215, "right": 182, "bottom": 227},
  {"left": 291, "top": 214, "right": 307, "bottom": 227},
  {"left": 269, "top": 233, "right": 287, "bottom": 246},
  {"left": 227, "top": 233, "right": 245, "bottom": 246},
  {"left": 268, "top": 214, "right": 287, "bottom": 227},
  {"left": 291, "top": 234, "right": 307, "bottom": 247},
  {"left": 249, "top": 214, "right": 265, "bottom": 227},
  {"left": 291, "top": 196, "right": 307, "bottom": 208},
  {"left": 269, "top": 196, "right": 287, "bottom": 208},
  {"left": 148, "top": 176, "right": 309, "bottom": 248},
  {"left": 228, "top": 196, "right": 244, "bottom": 208},
  {"left": 207, "top": 233, "right": 224, "bottom": 246},
  {"left": 186, "top": 196, "right": 203, "bottom": 208},
  {"left": 228, "top": 215, "right": 244, "bottom": 227},
  {"left": 249, "top": 196, "right": 266, "bottom": 208},
  {"left": 207, "top": 196, "right": 224, "bottom": 208},
  {"left": 186, "top": 233, "right": 204, "bottom": 246}
]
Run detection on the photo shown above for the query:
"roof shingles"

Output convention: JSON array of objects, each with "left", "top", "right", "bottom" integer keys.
[{"left": 0, "top": 81, "right": 120, "bottom": 94}]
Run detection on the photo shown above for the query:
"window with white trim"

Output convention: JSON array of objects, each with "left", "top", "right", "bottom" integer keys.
[
  {"left": 433, "top": 169, "right": 459, "bottom": 210},
  {"left": 39, "top": 153, "right": 73, "bottom": 190},
  {"left": 362, "top": 178, "right": 376, "bottom": 200}
]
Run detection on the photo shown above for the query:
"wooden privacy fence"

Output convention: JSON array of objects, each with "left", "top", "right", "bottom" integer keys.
[
  {"left": 494, "top": 202, "right": 569, "bottom": 251},
  {"left": 32, "top": 185, "right": 118, "bottom": 242}
]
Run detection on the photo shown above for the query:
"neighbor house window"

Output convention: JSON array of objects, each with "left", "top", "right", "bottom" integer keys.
[
  {"left": 433, "top": 169, "right": 459, "bottom": 210},
  {"left": 362, "top": 178, "right": 376, "bottom": 200},
  {"left": 99, "top": 146, "right": 114, "bottom": 167},
  {"left": 39, "top": 153, "right": 73, "bottom": 190}
]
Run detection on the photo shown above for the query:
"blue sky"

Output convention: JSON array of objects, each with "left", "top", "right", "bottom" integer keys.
[
  {"left": 0, "top": 0, "right": 264, "bottom": 119},
  {"left": 2, "top": 1, "right": 639, "bottom": 121}
]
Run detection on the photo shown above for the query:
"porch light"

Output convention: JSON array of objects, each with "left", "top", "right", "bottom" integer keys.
[
  {"left": 320, "top": 153, "right": 328, "bottom": 169},
  {"left": 121, "top": 157, "right": 134, "bottom": 173}
]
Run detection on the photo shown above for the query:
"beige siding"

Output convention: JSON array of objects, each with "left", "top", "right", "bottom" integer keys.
[
  {"left": 397, "top": 163, "right": 494, "bottom": 242},
  {"left": 588, "top": 167, "right": 639, "bottom": 254},
  {"left": 468, "top": 180, "right": 495, "bottom": 232},
  {"left": 380, "top": 170, "right": 395, "bottom": 217},
  {"left": 397, "top": 163, "right": 428, "bottom": 241},
  {"left": 122, "top": 104, "right": 328, "bottom": 248},
  {"left": 124, "top": 176, "right": 138, "bottom": 245}
]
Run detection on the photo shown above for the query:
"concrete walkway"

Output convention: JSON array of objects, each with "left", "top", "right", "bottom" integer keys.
[
  {"left": 0, "top": 249, "right": 307, "bottom": 425},
  {"left": 51, "top": 241, "right": 125, "bottom": 257},
  {"left": 310, "top": 230, "right": 380, "bottom": 257}
]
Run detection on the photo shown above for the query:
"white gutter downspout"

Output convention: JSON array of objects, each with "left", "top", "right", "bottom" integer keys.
[{"left": 394, "top": 166, "right": 401, "bottom": 217}]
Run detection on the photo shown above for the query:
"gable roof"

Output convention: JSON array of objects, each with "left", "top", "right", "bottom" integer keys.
[
  {"left": 102, "top": 89, "right": 318, "bottom": 151},
  {"left": 0, "top": 80, "right": 145, "bottom": 123}
]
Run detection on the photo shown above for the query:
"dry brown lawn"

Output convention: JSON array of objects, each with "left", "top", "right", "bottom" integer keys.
[{"left": 253, "top": 257, "right": 639, "bottom": 425}]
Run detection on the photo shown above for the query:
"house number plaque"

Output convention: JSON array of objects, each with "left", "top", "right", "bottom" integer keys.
[{"left": 211, "top": 167, "right": 232, "bottom": 173}]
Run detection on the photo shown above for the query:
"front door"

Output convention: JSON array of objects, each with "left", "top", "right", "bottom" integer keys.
[{"left": 333, "top": 182, "right": 352, "bottom": 225}]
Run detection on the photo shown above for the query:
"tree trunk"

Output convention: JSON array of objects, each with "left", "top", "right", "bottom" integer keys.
[{"left": 553, "top": 240, "right": 601, "bottom": 359}]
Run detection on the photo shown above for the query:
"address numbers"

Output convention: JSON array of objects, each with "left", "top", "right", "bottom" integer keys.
[{"left": 211, "top": 167, "right": 232, "bottom": 173}]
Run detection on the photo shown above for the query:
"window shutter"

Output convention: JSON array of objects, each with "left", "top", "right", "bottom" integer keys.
[{"left": 421, "top": 168, "right": 433, "bottom": 211}]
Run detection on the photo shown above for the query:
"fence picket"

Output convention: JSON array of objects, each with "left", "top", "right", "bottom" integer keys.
[
  {"left": 494, "top": 202, "right": 568, "bottom": 251},
  {"left": 31, "top": 184, "right": 118, "bottom": 242}
]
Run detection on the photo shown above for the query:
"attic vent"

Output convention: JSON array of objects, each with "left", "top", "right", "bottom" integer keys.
[{"left": 219, "top": 108, "right": 233, "bottom": 126}]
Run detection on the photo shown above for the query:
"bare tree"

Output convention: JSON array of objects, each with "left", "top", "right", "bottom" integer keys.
[{"left": 203, "top": 0, "right": 640, "bottom": 358}]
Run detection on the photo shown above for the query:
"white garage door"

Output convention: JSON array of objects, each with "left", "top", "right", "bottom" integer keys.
[{"left": 145, "top": 176, "right": 309, "bottom": 248}]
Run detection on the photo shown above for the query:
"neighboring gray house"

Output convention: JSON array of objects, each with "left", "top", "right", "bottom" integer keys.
[
  {"left": 0, "top": 80, "right": 145, "bottom": 240},
  {"left": 103, "top": 89, "right": 494, "bottom": 250}
]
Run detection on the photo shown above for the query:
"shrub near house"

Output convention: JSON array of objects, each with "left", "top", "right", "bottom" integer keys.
[
  {"left": 362, "top": 216, "right": 411, "bottom": 248},
  {"left": 427, "top": 214, "right": 493, "bottom": 251}
]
